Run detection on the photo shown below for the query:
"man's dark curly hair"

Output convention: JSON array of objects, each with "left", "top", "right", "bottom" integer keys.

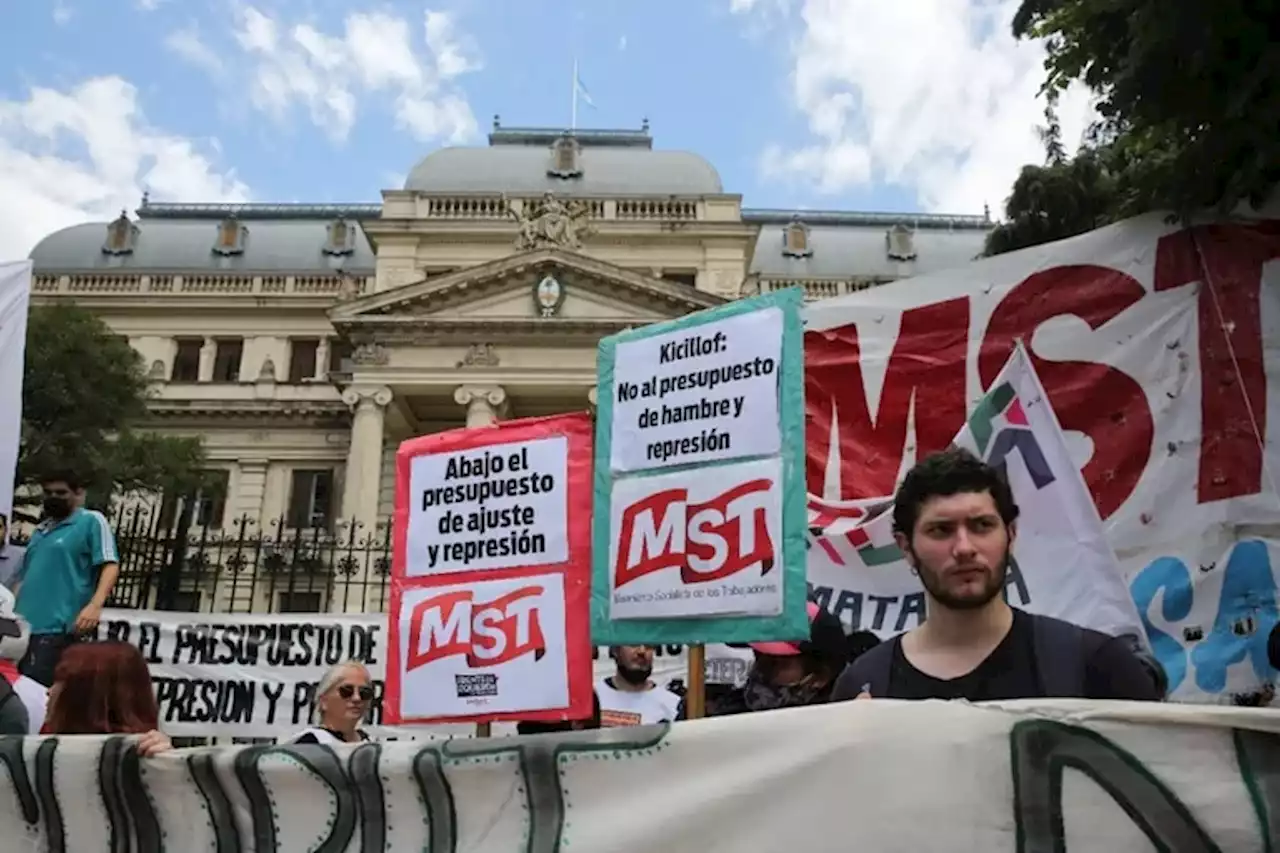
[{"left": 892, "top": 447, "right": 1020, "bottom": 536}]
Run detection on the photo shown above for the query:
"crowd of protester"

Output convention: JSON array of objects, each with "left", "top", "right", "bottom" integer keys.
[{"left": 4, "top": 450, "right": 1277, "bottom": 746}]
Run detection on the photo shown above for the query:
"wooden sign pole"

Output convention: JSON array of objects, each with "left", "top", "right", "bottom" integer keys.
[{"left": 685, "top": 645, "right": 707, "bottom": 719}]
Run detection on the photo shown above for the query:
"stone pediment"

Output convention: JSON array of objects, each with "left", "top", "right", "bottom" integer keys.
[{"left": 328, "top": 249, "right": 724, "bottom": 340}]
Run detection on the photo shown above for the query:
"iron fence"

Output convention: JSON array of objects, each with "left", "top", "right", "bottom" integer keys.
[{"left": 95, "top": 506, "right": 392, "bottom": 615}]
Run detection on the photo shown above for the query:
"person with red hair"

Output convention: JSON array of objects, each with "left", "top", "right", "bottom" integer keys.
[{"left": 43, "top": 640, "right": 171, "bottom": 755}]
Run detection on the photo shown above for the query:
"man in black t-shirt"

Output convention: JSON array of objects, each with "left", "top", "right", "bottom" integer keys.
[{"left": 832, "top": 448, "right": 1161, "bottom": 703}]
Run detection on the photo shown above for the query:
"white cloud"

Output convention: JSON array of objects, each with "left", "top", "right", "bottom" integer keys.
[
  {"left": 135, "top": 0, "right": 166, "bottom": 9},
  {"left": 749, "top": 0, "right": 1096, "bottom": 216},
  {"left": 618, "top": 35, "right": 627, "bottom": 51},
  {"left": 52, "top": 2, "right": 72, "bottom": 25},
  {"left": 0, "top": 76, "right": 249, "bottom": 259},
  {"left": 190, "top": 4, "right": 481, "bottom": 145},
  {"left": 164, "top": 26, "right": 224, "bottom": 77}
]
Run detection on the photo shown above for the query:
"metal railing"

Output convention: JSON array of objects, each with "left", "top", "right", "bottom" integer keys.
[{"left": 78, "top": 506, "right": 392, "bottom": 615}]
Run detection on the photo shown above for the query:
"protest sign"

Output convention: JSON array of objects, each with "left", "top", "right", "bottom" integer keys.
[
  {"left": 806, "top": 345, "right": 1145, "bottom": 643},
  {"left": 0, "top": 260, "right": 30, "bottom": 550},
  {"left": 3, "top": 701, "right": 1277, "bottom": 853},
  {"left": 802, "top": 209, "right": 1280, "bottom": 703},
  {"left": 388, "top": 413, "right": 593, "bottom": 725},
  {"left": 405, "top": 436, "right": 569, "bottom": 576},
  {"left": 85, "top": 608, "right": 749, "bottom": 739},
  {"left": 592, "top": 289, "right": 808, "bottom": 645},
  {"left": 609, "top": 304, "right": 783, "bottom": 472},
  {"left": 86, "top": 608, "right": 461, "bottom": 740}
]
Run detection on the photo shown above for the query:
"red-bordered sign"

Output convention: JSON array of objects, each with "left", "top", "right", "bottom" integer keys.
[{"left": 385, "top": 412, "right": 593, "bottom": 725}]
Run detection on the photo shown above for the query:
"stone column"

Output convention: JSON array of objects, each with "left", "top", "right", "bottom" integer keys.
[
  {"left": 315, "top": 337, "right": 330, "bottom": 380},
  {"left": 232, "top": 460, "right": 269, "bottom": 530},
  {"left": 198, "top": 337, "right": 216, "bottom": 382},
  {"left": 340, "top": 385, "right": 393, "bottom": 530},
  {"left": 454, "top": 385, "right": 507, "bottom": 427}
]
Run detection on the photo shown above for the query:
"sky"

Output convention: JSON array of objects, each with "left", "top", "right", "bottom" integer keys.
[{"left": 0, "top": 0, "right": 1097, "bottom": 260}]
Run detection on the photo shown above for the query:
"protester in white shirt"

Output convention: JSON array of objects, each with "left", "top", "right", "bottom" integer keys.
[
  {"left": 289, "top": 660, "right": 373, "bottom": 745},
  {"left": 595, "top": 645, "right": 681, "bottom": 727}
]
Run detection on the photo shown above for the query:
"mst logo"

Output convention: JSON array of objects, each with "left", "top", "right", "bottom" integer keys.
[
  {"left": 407, "top": 587, "right": 547, "bottom": 670},
  {"left": 614, "top": 478, "right": 775, "bottom": 588}
]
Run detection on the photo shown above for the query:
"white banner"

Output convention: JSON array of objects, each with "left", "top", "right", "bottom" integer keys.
[
  {"left": 2, "top": 701, "right": 1277, "bottom": 852},
  {"left": 802, "top": 209, "right": 1280, "bottom": 704},
  {"left": 0, "top": 260, "right": 30, "bottom": 546},
  {"left": 93, "top": 608, "right": 750, "bottom": 738},
  {"left": 806, "top": 346, "right": 1145, "bottom": 644}
]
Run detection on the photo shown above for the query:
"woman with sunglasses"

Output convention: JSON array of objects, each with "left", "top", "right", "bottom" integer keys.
[{"left": 290, "top": 660, "right": 375, "bottom": 745}]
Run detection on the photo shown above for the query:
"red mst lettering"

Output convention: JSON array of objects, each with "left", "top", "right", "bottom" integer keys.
[
  {"left": 614, "top": 479, "right": 775, "bottom": 588},
  {"left": 1153, "top": 222, "right": 1280, "bottom": 503},
  {"left": 980, "top": 264, "right": 1153, "bottom": 520},
  {"left": 805, "top": 297, "right": 969, "bottom": 499},
  {"left": 406, "top": 587, "right": 546, "bottom": 671}
]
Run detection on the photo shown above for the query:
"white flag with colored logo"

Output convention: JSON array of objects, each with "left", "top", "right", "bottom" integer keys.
[{"left": 806, "top": 344, "right": 1145, "bottom": 643}]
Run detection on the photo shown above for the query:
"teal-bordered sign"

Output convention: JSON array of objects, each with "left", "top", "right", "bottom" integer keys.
[{"left": 590, "top": 287, "right": 808, "bottom": 645}]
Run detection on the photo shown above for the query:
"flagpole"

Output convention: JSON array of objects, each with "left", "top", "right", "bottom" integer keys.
[{"left": 571, "top": 58, "right": 578, "bottom": 131}]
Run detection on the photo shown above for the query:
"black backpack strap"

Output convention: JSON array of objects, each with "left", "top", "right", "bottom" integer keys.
[
  {"left": 1031, "top": 615, "right": 1088, "bottom": 698},
  {"left": 832, "top": 638, "right": 896, "bottom": 700}
]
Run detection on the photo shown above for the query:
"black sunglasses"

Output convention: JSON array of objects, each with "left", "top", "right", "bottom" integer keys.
[{"left": 337, "top": 684, "right": 374, "bottom": 701}]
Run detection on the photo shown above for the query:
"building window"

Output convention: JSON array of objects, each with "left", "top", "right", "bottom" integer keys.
[
  {"left": 328, "top": 339, "right": 354, "bottom": 374},
  {"left": 102, "top": 211, "right": 138, "bottom": 255},
  {"left": 191, "top": 470, "right": 230, "bottom": 528},
  {"left": 662, "top": 271, "right": 697, "bottom": 288},
  {"left": 171, "top": 338, "right": 202, "bottom": 382},
  {"left": 782, "top": 218, "right": 813, "bottom": 258},
  {"left": 278, "top": 591, "right": 323, "bottom": 613},
  {"left": 323, "top": 218, "right": 355, "bottom": 256},
  {"left": 548, "top": 134, "right": 582, "bottom": 178},
  {"left": 288, "top": 469, "right": 334, "bottom": 530},
  {"left": 886, "top": 223, "right": 918, "bottom": 261},
  {"left": 213, "top": 216, "right": 246, "bottom": 255},
  {"left": 212, "top": 339, "right": 243, "bottom": 382},
  {"left": 288, "top": 339, "right": 319, "bottom": 383}
]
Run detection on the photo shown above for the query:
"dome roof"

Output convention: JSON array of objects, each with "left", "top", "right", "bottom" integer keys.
[{"left": 404, "top": 125, "right": 723, "bottom": 196}]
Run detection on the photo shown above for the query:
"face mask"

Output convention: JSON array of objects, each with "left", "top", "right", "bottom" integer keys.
[
  {"left": 42, "top": 497, "right": 71, "bottom": 518},
  {"left": 739, "top": 666, "right": 830, "bottom": 712}
]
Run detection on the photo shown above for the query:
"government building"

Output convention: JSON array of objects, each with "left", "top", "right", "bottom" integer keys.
[{"left": 28, "top": 120, "right": 991, "bottom": 614}]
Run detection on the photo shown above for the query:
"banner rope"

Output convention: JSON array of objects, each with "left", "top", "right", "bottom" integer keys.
[{"left": 1191, "top": 228, "right": 1280, "bottom": 507}]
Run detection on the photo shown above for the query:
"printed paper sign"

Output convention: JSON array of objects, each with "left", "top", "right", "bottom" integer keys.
[
  {"left": 389, "top": 412, "right": 594, "bottom": 724},
  {"left": 592, "top": 289, "right": 808, "bottom": 645},
  {"left": 608, "top": 457, "right": 784, "bottom": 619},
  {"left": 394, "top": 573, "right": 570, "bottom": 719},
  {"left": 404, "top": 436, "right": 569, "bottom": 576},
  {"left": 610, "top": 307, "right": 782, "bottom": 473}
]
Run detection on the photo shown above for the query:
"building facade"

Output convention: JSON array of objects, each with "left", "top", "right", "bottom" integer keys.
[{"left": 27, "top": 121, "right": 991, "bottom": 614}]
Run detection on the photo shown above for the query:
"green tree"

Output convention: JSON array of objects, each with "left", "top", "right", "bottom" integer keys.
[
  {"left": 17, "top": 302, "right": 209, "bottom": 514},
  {"left": 986, "top": 0, "right": 1279, "bottom": 256}
]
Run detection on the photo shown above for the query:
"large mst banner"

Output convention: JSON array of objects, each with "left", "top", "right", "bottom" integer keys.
[
  {"left": 803, "top": 211, "right": 1280, "bottom": 704},
  {"left": 0, "top": 701, "right": 1276, "bottom": 852}
]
